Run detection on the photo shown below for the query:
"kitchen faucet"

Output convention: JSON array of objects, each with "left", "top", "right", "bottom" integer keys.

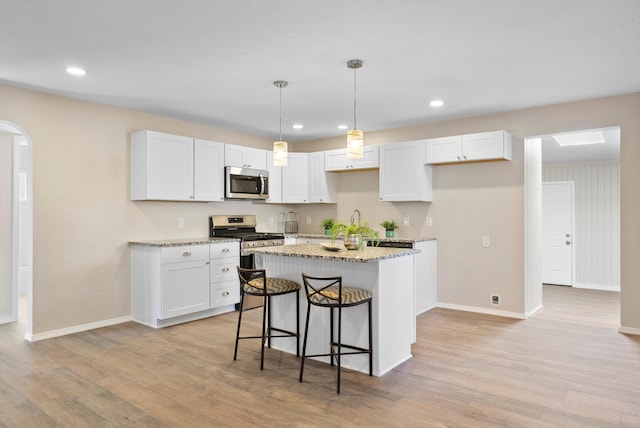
[{"left": 350, "top": 209, "right": 361, "bottom": 225}]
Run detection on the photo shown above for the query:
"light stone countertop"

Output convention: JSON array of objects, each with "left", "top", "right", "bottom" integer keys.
[
  {"left": 128, "top": 237, "right": 239, "bottom": 247},
  {"left": 288, "top": 233, "right": 436, "bottom": 243},
  {"left": 243, "top": 243, "right": 420, "bottom": 263}
]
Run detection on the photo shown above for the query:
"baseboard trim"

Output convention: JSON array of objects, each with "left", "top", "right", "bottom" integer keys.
[
  {"left": 525, "top": 304, "right": 544, "bottom": 318},
  {"left": 618, "top": 326, "right": 640, "bottom": 336},
  {"left": 572, "top": 283, "right": 620, "bottom": 292},
  {"left": 436, "top": 303, "right": 526, "bottom": 320},
  {"left": 27, "top": 315, "right": 132, "bottom": 342}
]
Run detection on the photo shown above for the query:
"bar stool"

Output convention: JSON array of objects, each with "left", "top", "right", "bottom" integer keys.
[
  {"left": 299, "top": 273, "right": 373, "bottom": 394},
  {"left": 234, "top": 266, "right": 300, "bottom": 370}
]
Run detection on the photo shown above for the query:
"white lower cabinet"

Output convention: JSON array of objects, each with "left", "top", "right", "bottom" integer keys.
[
  {"left": 161, "top": 259, "right": 210, "bottom": 319},
  {"left": 415, "top": 240, "right": 437, "bottom": 315},
  {"left": 295, "top": 237, "right": 327, "bottom": 244},
  {"left": 209, "top": 242, "right": 240, "bottom": 309},
  {"left": 131, "top": 241, "right": 239, "bottom": 328}
]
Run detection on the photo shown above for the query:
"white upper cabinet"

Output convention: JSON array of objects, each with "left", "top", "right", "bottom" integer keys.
[
  {"left": 131, "top": 130, "right": 224, "bottom": 201},
  {"left": 194, "top": 138, "right": 225, "bottom": 201},
  {"left": 379, "top": 140, "right": 433, "bottom": 202},
  {"left": 308, "top": 151, "right": 337, "bottom": 203},
  {"left": 281, "top": 152, "right": 308, "bottom": 203},
  {"left": 224, "top": 144, "right": 267, "bottom": 170},
  {"left": 425, "top": 130, "right": 512, "bottom": 164},
  {"left": 324, "top": 145, "right": 379, "bottom": 171},
  {"left": 265, "top": 151, "right": 283, "bottom": 204}
]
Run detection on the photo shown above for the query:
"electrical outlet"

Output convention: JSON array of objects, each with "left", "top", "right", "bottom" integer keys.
[
  {"left": 402, "top": 217, "right": 410, "bottom": 227},
  {"left": 482, "top": 235, "right": 490, "bottom": 247},
  {"left": 426, "top": 216, "right": 433, "bottom": 227},
  {"left": 177, "top": 218, "right": 184, "bottom": 228},
  {"left": 490, "top": 294, "right": 501, "bottom": 306},
  {"left": 306, "top": 216, "right": 312, "bottom": 225}
]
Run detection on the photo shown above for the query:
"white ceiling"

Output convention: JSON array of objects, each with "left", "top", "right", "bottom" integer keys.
[
  {"left": 1, "top": 1, "right": 639, "bottom": 143},
  {"left": 541, "top": 127, "right": 620, "bottom": 164}
]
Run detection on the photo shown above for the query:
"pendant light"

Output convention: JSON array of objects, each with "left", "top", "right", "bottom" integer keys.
[
  {"left": 347, "top": 59, "right": 364, "bottom": 159},
  {"left": 273, "top": 80, "right": 288, "bottom": 166}
]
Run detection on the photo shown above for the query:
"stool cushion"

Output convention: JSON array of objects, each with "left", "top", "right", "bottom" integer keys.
[
  {"left": 309, "top": 285, "right": 372, "bottom": 306},
  {"left": 245, "top": 277, "right": 300, "bottom": 295}
]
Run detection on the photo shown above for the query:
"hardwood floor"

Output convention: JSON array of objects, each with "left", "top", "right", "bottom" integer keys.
[{"left": 1, "top": 285, "right": 639, "bottom": 427}]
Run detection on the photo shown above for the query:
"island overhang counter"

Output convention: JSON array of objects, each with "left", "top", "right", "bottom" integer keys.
[{"left": 243, "top": 243, "right": 419, "bottom": 376}]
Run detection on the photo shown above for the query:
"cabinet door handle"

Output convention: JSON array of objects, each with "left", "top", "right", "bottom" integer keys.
[
  {"left": 457, "top": 156, "right": 462, "bottom": 160},
  {"left": 221, "top": 267, "right": 230, "bottom": 272},
  {"left": 222, "top": 291, "right": 230, "bottom": 296},
  {"left": 222, "top": 248, "right": 230, "bottom": 253},
  {"left": 182, "top": 251, "right": 191, "bottom": 257}
]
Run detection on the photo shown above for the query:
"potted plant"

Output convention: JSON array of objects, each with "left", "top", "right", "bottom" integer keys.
[
  {"left": 321, "top": 218, "right": 335, "bottom": 235},
  {"left": 330, "top": 221, "right": 380, "bottom": 250},
  {"left": 380, "top": 220, "right": 399, "bottom": 238}
]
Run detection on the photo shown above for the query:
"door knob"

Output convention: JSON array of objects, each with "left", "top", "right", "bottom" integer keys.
[{"left": 565, "top": 241, "right": 571, "bottom": 245}]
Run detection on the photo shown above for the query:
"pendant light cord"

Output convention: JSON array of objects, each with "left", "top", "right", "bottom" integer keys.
[
  {"left": 279, "top": 85, "right": 283, "bottom": 141},
  {"left": 353, "top": 66, "right": 357, "bottom": 130}
]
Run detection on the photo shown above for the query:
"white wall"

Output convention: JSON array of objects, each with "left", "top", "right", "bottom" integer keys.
[
  {"left": 0, "top": 134, "right": 13, "bottom": 321},
  {"left": 295, "top": 93, "right": 640, "bottom": 329},
  {"left": 1, "top": 81, "right": 638, "bottom": 335},
  {"left": 543, "top": 160, "right": 620, "bottom": 290}
]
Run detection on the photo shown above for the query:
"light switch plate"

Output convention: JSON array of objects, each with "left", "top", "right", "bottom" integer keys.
[
  {"left": 402, "top": 217, "right": 410, "bottom": 227},
  {"left": 482, "top": 236, "right": 490, "bottom": 247},
  {"left": 426, "top": 216, "right": 433, "bottom": 227}
]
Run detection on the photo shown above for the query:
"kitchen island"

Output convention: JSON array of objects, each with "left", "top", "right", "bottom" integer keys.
[{"left": 243, "top": 243, "right": 419, "bottom": 376}]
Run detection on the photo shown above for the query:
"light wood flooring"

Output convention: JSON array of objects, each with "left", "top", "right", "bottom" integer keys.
[{"left": 1, "top": 285, "right": 639, "bottom": 427}]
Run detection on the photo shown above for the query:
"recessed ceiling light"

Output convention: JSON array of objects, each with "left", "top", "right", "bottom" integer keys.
[
  {"left": 292, "top": 124, "right": 303, "bottom": 129},
  {"left": 66, "top": 67, "right": 86, "bottom": 76},
  {"left": 552, "top": 130, "right": 605, "bottom": 146},
  {"left": 429, "top": 99, "right": 444, "bottom": 107},
  {"left": 337, "top": 124, "right": 348, "bottom": 130}
]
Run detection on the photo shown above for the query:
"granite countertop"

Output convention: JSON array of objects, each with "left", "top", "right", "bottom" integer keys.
[
  {"left": 129, "top": 237, "right": 239, "bottom": 247},
  {"left": 288, "top": 233, "right": 436, "bottom": 243},
  {"left": 243, "top": 243, "right": 420, "bottom": 263}
]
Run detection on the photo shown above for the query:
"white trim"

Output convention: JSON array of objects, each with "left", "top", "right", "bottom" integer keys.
[
  {"left": 525, "top": 304, "right": 544, "bottom": 318},
  {"left": 572, "top": 283, "right": 620, "bottom": 292},
  {"left": 618, "top": 326, "right": 640, "bottom": 336},
  {"left": 436, "top": 303, "right": 526, "bottom": 319},
  {"left": 25, "top": 316, "right": 132, "bottom": 342}
]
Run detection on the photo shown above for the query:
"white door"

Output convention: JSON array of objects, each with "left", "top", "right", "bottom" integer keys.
[{"left": 542, "top": 181, "right": 574, "bottom": 285}]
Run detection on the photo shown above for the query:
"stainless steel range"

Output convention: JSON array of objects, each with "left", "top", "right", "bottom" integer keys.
[
  {"left": 209, "top": 214, "right": 284, "bottom": 310},
  {"left": 209, "top": 214, "right": 284, "bottom": 249}
]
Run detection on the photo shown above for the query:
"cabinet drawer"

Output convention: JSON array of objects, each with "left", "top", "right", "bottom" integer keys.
[
  {"left": 210, "top": 242, "right": 240, "bottom": 258},
  {"left": 210, "top": 257, "right": 238, "bottom": 282},
  {"left": 161, "top": 245, "right": 209, "bottom": 264},
  {"left": 211, "top": 280, "right": 240, "bottom": 308}
]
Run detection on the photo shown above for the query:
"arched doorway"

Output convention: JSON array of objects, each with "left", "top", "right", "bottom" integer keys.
[{"left": 0, "top": 120, "right": 33, "bottom": 340}]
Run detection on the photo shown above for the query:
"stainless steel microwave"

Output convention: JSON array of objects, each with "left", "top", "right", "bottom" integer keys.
[{"left": 225, "top": 166, "right": 269, "bottom": 200}]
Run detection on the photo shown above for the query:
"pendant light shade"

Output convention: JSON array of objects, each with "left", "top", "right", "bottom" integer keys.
[
  {"left": 273, "top": 80, "right": 288, "bottom": 166},
  {"left": 273, "top": 140, "right": 288, "bottom": 166},
  {"left": 347, "top": 59, "right": 364, "bottom": 159},
  {"left": 347, "top": 129, "right": 363, "bottom": 158}
]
